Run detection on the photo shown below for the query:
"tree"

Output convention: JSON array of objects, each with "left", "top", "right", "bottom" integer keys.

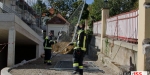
[
  {"left": 47, "top": 0, "right": 77, "bottom": 19},
  {"left": 32, "top": 0, "right": 47, "bottom": 15},
  {"left": 81, "top": 3, "right": 89, "bottom": 20},
  {"left": 109, "top": 0, "right": 138, "bottom": 16},
  {"left": 31, "top": 0, "right": 47, "bottom": 27},
  {"left": 133, "top": 0, "right": 139, "bottom": 9},
  {"left": 86, "top": 0, "right": 103, "bottom": 32},
  {"left": 86, "top": 0, "right": 138, "bottom": 35},
  {"left": 88, "top": 0, "right": 103, "bottom": 21},
  {"left": 88, "top": 0, "right": 138, "bottom": 21}
]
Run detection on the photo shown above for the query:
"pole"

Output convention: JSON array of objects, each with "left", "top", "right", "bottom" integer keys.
[{"left": 71, "top": 0, "right": 86, "bottom": 42}]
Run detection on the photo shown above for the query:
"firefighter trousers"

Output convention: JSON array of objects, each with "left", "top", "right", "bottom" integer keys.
[
  {"left": 73, "top": 48, "right": 85, "bottom": 75},
  {"left": 44, "top": 49, "right": 51, "bottom": 64}
]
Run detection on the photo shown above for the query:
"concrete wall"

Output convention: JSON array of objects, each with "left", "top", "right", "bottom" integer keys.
[
  {"left": 47, "top": 24, "right": 69, "bottom": 37},
  {"left": 0, "top": 13, "right": 44, "bottom": 69},
  {"left": 15, "top": 14, "right": 44, "bottom": 57},
  {"left": 89, "top": 36, "right": 137, "bottom": 74}
]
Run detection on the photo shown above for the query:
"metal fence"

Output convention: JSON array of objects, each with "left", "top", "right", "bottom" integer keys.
[
  {"left": 0, "top": 2, "right": 43, "bottom": 37},
  {"left": 93, "top": 21, "right": 101, "bottom": 36},
  {"left": 93, "top": 9, "right": 138, "bottom": 43}
]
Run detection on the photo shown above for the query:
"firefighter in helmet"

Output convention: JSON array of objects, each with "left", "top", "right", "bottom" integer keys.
[
  {"left": 43, "top": 32, "right": 57, "bottom": 65},
  {"left": 69, "top": 24, "right": 87, "bottom": 75}
]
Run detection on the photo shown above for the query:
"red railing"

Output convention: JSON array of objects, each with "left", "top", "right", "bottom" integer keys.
[
  {"left": 93, "top": 21, "right": 101, "bottom": 36},
  {"left": 93, "top": 9, "right": 138, "bottom": 44}
]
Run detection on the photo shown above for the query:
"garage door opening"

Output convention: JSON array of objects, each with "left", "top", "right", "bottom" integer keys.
[{"left": 15, "top": 45, "right": 36, "bottom": 64}]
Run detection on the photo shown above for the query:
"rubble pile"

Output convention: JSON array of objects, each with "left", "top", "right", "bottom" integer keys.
[{"left": 52, "top": 42, "right": 74, "bottom": 54}]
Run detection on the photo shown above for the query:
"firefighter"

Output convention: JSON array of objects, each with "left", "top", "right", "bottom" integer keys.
[
  {"left": 69, "top": 24, "right": 87, "bottom": 75},
  {"left": 43, "top": 32, "right": 57, "bottom": 65}
]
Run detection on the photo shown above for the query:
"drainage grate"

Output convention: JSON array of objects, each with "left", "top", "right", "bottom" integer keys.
[{"left": 54, "top": 61, "right": 73, "bottom": 69}]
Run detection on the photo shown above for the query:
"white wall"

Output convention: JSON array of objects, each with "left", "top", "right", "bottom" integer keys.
[{"left": 47, "top": 24, "right": 69, "bottom": 37}]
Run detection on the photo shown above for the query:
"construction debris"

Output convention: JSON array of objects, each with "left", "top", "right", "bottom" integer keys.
[{"left": 52, "top": 42, "right": 74, "bottom": 54}]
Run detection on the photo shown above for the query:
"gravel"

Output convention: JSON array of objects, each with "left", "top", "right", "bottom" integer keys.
[{"left": 9, "top": 54, "right": 116, "bottom": 75}]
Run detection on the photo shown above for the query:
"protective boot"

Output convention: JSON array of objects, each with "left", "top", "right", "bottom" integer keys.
[
  {"left": 47, "top": 60, "right": 52, "bottom": 65},
  {"left": 79, "top": 69, "right": 83, "bottom": 75},
  {"left": 44, "top": 60, "right": 47, "bottom": 64},
  {"left": 47, "top": 63, "right": 52, "bottom": 65},
  {"left": 72, "top": 71, "right": 78, "bottom": 74}
]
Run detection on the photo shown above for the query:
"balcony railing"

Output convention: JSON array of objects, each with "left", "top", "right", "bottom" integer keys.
[{"left": 0, "top": 2, "right": 43, "bottom": 37}]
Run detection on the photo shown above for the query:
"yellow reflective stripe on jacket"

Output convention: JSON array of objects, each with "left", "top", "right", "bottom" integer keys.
[
  {"left": 44, "top": 36, "right": 48, "bottom": 48},
  {"left": 44, "top": 47, "right": 52, "bottom": 49},
  {"left": 73, "top": 63, "right": 79, "bottom": 67},
  {"left": 77, "top": 30, "right": 83, "bottom": 47},
  {"left": 74, "top": 47, "right": 80, "bottom": 49},
  {"left": 73, "top": 42, "right": 76, "bottom": 46},
  {"left": 77, "top": 41, "right": 80, "bottom": 47},
  {"left": 47, "top": 60, "right": 51, "bottom": 63},
  {"left": 77, "top": 30, "right": 84, "bottom": 40},
  {"left": 81, "top": 36, "right": 86, "bottom": 51},
  {"left": 44, "top": 39, "right": 52, "bottom": 49},
  {"left": 45, "top": 39, "right": 47, "bottom": 48},
  {"left": 79, "top": 66, "right": 83, "bottom": 69},
  {"left": 74, "top": 34, "right": 86, "bottom": 51},
  {"left": 45, "top": 36, "right": 48, "bottom": 39}
]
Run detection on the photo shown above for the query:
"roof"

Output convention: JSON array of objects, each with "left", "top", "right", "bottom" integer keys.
[{"left": 46, "top": 13, "right": 70, "bottom": 25}]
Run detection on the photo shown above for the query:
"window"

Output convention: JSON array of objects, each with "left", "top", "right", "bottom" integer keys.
[{"left": 50, "top": 30, "right": 54, "bottom": 36}]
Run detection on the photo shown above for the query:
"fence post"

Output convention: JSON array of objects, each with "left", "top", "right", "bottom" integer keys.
[
  {"left": 116, "top": 16, "right": 118, "bottom": 40},
  {"left": 137, "top": 0, "right": 150, "bottom": 71},
  {"left": 100, "top": 8, "right": 109, "bottom": 53}
]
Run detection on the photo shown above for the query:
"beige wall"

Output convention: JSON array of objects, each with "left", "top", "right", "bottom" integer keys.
[
  {"left": 137, "top": 0, "right": 150, "bottom": 70},
  {"left": 94, "top": 36, "right": 137, "bottom": 74},
  {"left": 102, "top": 38, "right": 137, "bottom": 65}
]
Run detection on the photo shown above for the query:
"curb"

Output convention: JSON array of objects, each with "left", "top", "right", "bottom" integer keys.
[
  {"left": 1, "top": 67, "right": 11, "bottom": 75},
  {"left": 1, "top": 58, "right": 38, "bottom": 75}
]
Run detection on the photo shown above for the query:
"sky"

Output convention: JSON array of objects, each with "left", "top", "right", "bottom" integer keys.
[
  {"left": 24, "top": 0, "right": 94, "bottom": 6},
  {"left": 86, "top": 0, "right": 94, "bottom": 4}
]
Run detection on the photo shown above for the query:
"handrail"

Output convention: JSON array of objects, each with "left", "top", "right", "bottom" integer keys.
[{"left": 0, "top": 2, "right": 43, "bottom": 36}]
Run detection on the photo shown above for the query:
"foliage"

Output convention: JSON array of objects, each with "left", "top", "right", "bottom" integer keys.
[
  {"left": 88, "top": 0, "right": 103, "bottom": 21},
  {"left": 109, "top": 0, "right": 138, "bottom": 16},
  {"left": 80, "top": 20, "right": 85, "bottom": 24},
  {"left": 81, "top": 3, "right": 89, "bottom": 20},
  {"left": 86, "top": 29, "right": 93, "bottom": 35},
  {"left": 133, "top": 0, "right": 139, "bottom": 9},
  {"left": 47, "top": 0, "right": 89, "bottom": 23},
  {"left": 87, "top": 0, "right": 138, "bottom": 30},
  {"left": 32, "top": 0, "right": 47, "bottom": 15},
  {"left": 88, "top": 0, "right": 138, "bottom": 20},
  {"left": 48, "top": 0, "right": 78, "bottom": 19}
]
